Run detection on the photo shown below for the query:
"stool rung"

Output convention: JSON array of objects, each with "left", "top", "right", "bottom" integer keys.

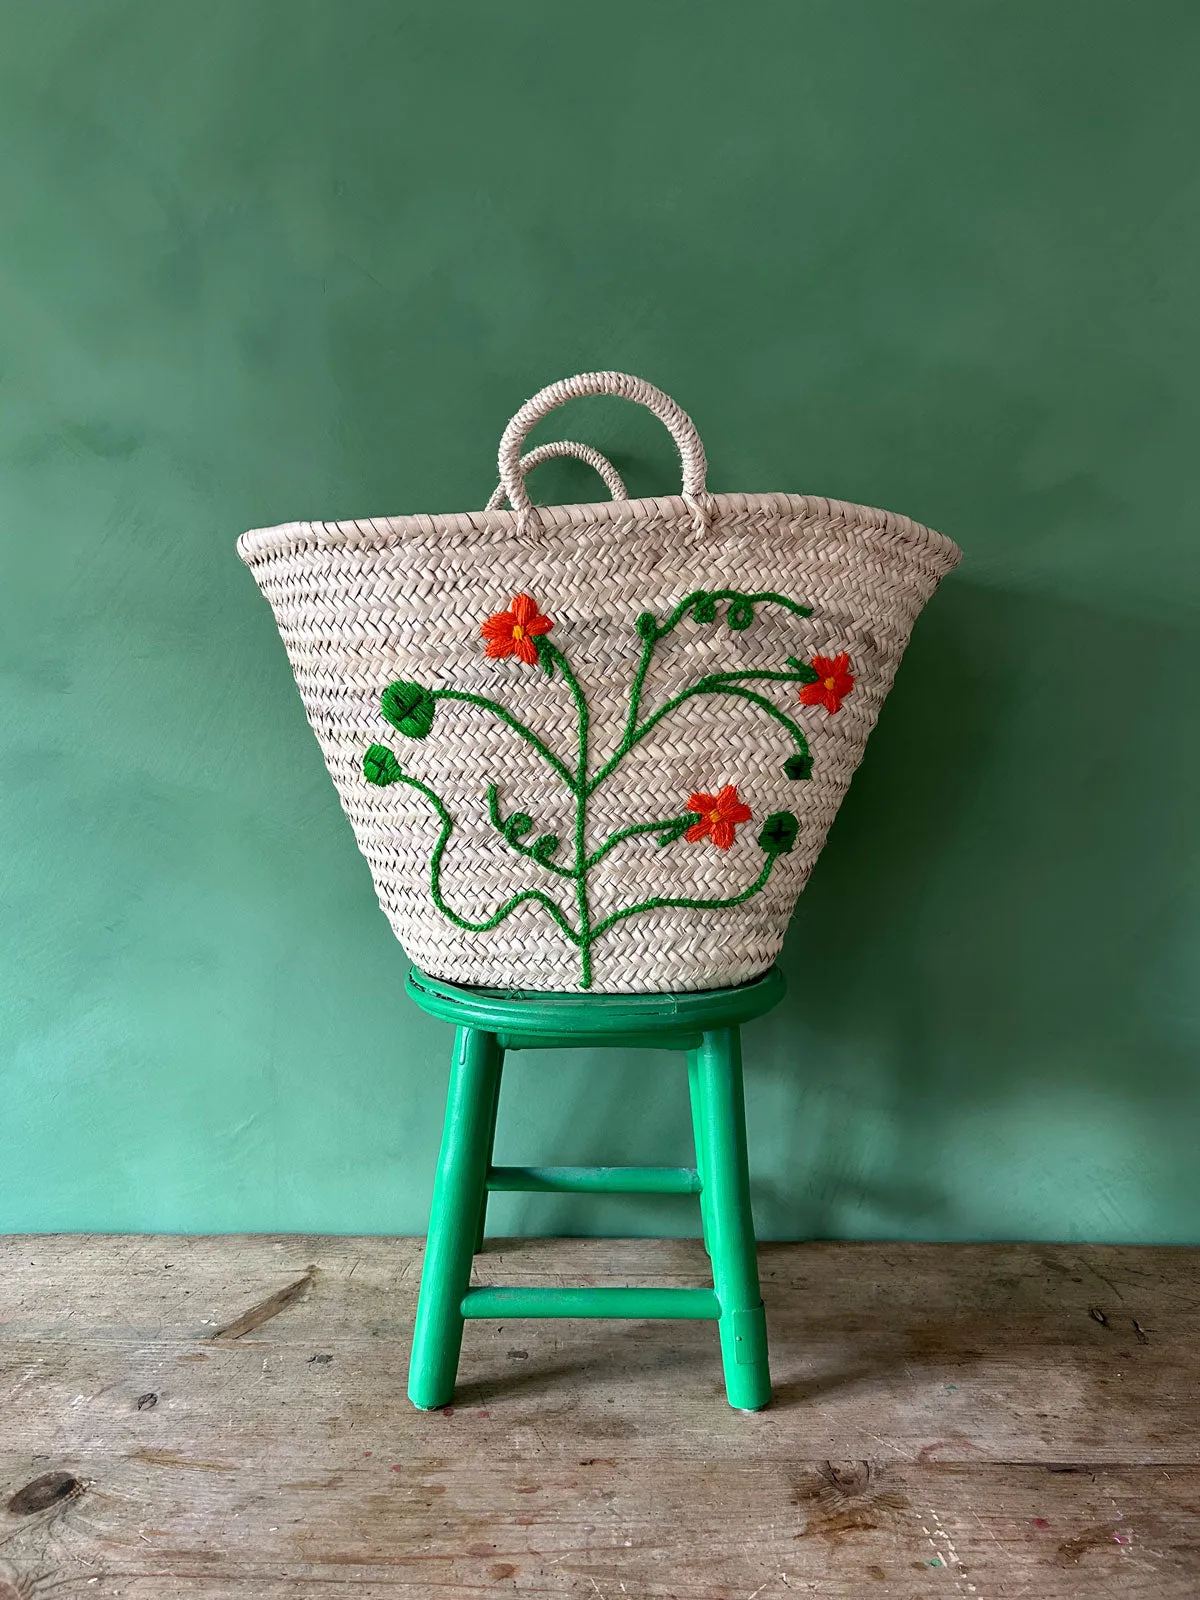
[
  {"left": 486, "top": 1164, "right": 701, "bottom": 1195},
  {"left": 461, "top": 1286, "right": 719, "bottom": 1320}
]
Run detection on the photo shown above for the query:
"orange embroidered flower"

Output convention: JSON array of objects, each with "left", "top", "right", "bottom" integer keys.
[
  {"left": 685, "top": 784, "right": 753, "bottom": 850},
  {"left": 799, "top": 652, "right": 854, "bottom": 714},
  {"left": 481, "top": 593, "right": 554, "bottom": 665}
]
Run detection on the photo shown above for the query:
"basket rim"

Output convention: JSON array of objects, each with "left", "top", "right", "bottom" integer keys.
[{"left": 237, "top": 489, "right": 962, "bottom": 574}]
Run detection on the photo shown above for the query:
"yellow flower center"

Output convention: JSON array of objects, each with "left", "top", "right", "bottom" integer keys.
[
  {"left": 824, "top": 676, "right": 836, "bottom": 690},
  {"left": 512, "top": 623, "right": 526, "bottom": 642},
  {"left": 708, "top": 809, "right": 722, "bottom": 825}
]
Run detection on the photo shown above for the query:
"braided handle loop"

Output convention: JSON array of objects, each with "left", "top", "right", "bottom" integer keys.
[
  {"left": 484, "top": 439, "right": 627, "bottom": 512},
  {"left": 497, "top": 371, "right": 708, "bottom": 516}
]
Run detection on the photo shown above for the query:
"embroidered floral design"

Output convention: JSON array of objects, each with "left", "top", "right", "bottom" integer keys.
[
  {"left": 759, "top": 811, "right": 799, "bottom": 854},
  {"left": 799, "top": 652, "right": 854, "bottom": 714},
  {"left": 685, "top": 785, "right": 752, "bottom": 850},
  {"left": 481, "top": 593, "right": 554, "bottom": 665},
  {"left": 365, "top": 586, "right": 848, "bottom": 989},
  {"left": 381, "top": 680, "right": 436, "bottom": 739},
  {"left": 363, "top": 743, "right": 403, "bottom": 786}
]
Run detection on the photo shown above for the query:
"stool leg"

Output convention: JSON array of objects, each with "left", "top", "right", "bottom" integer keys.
[
  {"left": 408, "top": 1026, "right": 503, "bottom": 1410},
  {"left": 473, "top": 1050, "right": 505, "bottom": 1253},
  {"left": 694, "top": 1025, "right": 771, "bottom": 1411},
  {"left": 686, "top": 1053, "right": 712, "bottom": 1256}
]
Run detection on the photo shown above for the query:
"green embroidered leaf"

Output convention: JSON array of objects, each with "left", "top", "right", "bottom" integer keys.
[
  {"left": 727, "top": 597, "right": 755, "bottom": 631},
  {"left": 784, "top": 752, "right": 813, "bottom": 780},
  {"left": 503, "top": 812, "right": 534, "bottom": 843},
  {"left": 363, "top": 743, "right": 403, "bottom": 786},
  {"left": 636, "top": 611, "right": 658, "bottom": 641},
  {"left": 691, "top": 594, "right": 717, "bottom": 623},
  {"left": 381, "top": 680, "right": 436, "bottom": 739},
  {"left": 759, "top": 811, "right": 799, "bottom": 854},
  {"left": 787, "top": 656, "right": 821, "bottom": 684},
  {"left": 531, "top": 833, "right": 560, "bottom": 862}
]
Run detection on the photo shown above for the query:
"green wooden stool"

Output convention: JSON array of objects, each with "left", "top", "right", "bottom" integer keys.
[{"left": 404, "top": 964, "right": 785, "bottom": 1412}]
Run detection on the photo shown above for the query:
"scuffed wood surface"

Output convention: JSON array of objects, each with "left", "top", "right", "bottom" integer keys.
[{"left": 1, "top": 1236, "right": 1199, "bottom": 1595}]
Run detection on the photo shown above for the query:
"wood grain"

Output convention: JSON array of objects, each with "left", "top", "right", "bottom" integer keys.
[{"left": 2, "top": 1237, "right": 1199, "bottom": 1595}]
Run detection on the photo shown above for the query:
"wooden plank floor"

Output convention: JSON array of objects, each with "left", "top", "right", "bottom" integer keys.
[{"left": 2, "top": 1238, "right": 1199, "bottom": 1596}]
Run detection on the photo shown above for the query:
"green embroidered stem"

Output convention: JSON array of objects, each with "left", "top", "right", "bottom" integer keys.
[
  {"left": 589, "top": 591, "right": 816, "bottom": 796},
  {"left": 541, "top": 640, "right": 594, "bottom": 988},
  {"left": 588, "top": 682, "right": 811, "bottom": 797},
  {"left": 658, "top": 589, "right": 813, "bottom": 637},
  {"left": 377, "top": 761, "right": 582, "bottom": 946},
  {"left": 690, "top": 666, "right": 820, "bottom": 692},
  {"left": 585, "top": 813, "right": 696, "bottom": 870},
  {"left": 485, "top": 785, "right": 573, "bottom": 879},
  {"left": 621, "top": 591, "right": 814, "bottom": 755},
  {"left": 434, "top": 689, "right": 578, "bottom": 792},
  {"left": 621, "top": 626, "right": 660, "bottom": 760},
  {"left": 636, "top": 681, "right": 810, "bottom": 755},
  {"left": 590, "top": 849, "right": 780, "bottom": 941}
]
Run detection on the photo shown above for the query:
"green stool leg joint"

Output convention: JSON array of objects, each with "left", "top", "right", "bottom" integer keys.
[{"left": 729, "top": 1304, "right": 769, "bottom": 1366}]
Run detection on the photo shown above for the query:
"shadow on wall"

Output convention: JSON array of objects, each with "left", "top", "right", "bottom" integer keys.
[
  {"left": 498, "top": 574, "right": 1199, "bottom": 1242},
  {"left": 753, "top": 574, "right": 1199, "bottom": 1241}
]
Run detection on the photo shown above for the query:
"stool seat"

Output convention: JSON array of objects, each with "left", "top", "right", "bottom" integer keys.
[
  {"left": 405, "top": 967, "right": 785, "bottom": 1051},
  {"left": 404, "top": 966, "right": 785, "bottom": 1411}
]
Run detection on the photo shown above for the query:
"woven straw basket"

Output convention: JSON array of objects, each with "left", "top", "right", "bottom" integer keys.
[{"left": 239, "top": 372, "right": 961, "bottom": 993}]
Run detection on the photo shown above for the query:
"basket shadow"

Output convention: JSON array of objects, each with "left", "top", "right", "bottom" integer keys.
[{"left": 753, "top": 576, "right": 1200, "bottom": 1242}]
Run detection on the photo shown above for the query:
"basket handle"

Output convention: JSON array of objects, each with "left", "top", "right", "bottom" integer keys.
[
  {"left": 497, "top": 371, "right": 707, "bottom": 516},
  {"left": 483, "top": 439, "right": 627, "bottom": 511}
]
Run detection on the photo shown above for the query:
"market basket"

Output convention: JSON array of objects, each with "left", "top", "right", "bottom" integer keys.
[{"left": 238, "top": 371, "right": 961, "bottom": 991}]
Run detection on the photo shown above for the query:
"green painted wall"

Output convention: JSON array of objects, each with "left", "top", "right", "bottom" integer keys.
[{"left": 3, "top": 1, "right": 1198, "bottom": 1241}]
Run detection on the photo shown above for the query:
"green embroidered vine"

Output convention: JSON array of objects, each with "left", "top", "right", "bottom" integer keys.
[
  {"left": 365, "top": 587, "right": 821, "bottom": 988},
  {"left": 487, "top": 785, "right": 571, "bottom": 877},
  {"left": 364, "top": 754, "right": 582, "bottom": 947}
]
